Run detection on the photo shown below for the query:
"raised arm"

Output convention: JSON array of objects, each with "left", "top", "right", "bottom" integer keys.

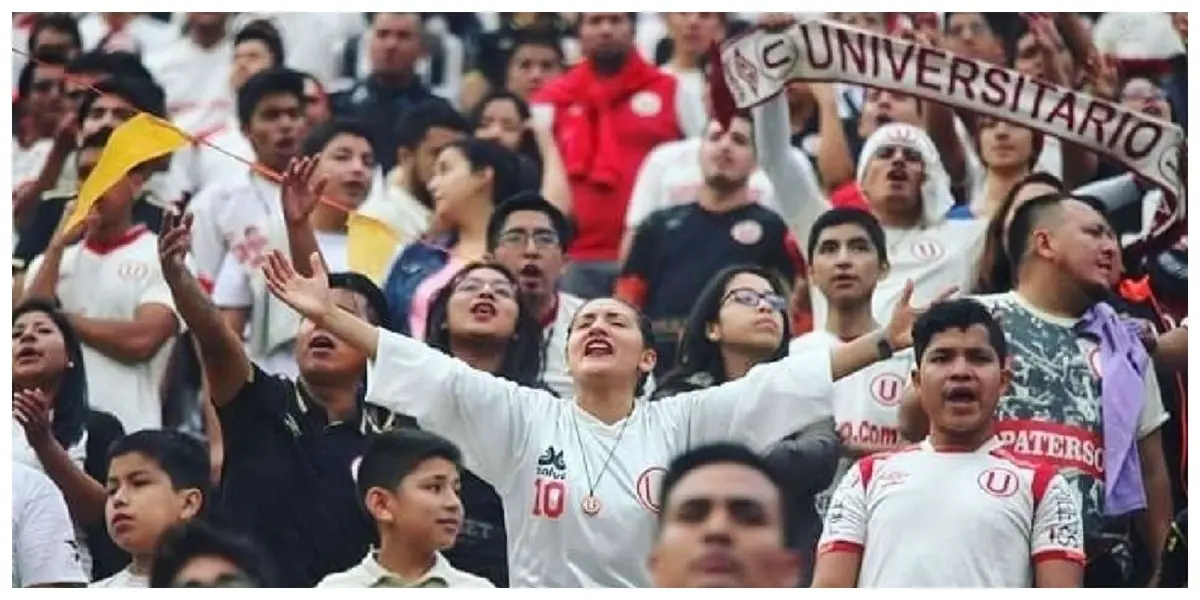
[
  {"left": 279, "top": 156, "right": 330, "bottom": 278},
  {"left": 260, "top": 249, "right": 547, "bottom": 489},
  {"left": 13, "top": 389, "right": 106, "bottom": 526},
  {"left": 754, "top": 90, "right": 831, "bottom": 252},
  {"left": 158, "top": 212, "right": 252, "bottom": 408},
  {"left": 531, "top": 120, "right": 573, "bottom": 217}
]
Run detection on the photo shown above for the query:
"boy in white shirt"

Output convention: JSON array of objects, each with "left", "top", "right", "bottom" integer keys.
[
  {"left": 318, "top": 429, "right": 493, "bottom": 588},
  {"left": 93, "top": 430, "right": 211, "bottom": 588}
]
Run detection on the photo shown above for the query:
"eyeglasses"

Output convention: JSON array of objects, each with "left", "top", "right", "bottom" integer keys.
[
  {"left": 873, "top": 145, "right": 922, "bottom": 162},
  {"left": 722, "top": 288, "right": 787, "bottom": 313},
  {"left": 455, "top": 276, "right": 518, "bottom": 299},
  {"left": 498, "top": 228, "right": 560, "bottom": 250}
]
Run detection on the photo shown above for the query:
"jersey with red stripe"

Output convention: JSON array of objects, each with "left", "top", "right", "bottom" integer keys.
[{"left": 818, "top": 437, "right": 1084, "bottom": 587}]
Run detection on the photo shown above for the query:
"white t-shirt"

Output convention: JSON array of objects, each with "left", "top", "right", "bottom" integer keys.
[
  {"left": 90, "top": 567, "right": 149, "bottom": 588},
  {"left": 173, "top": 117, "right": 256, "bottom": 195},
  {"left": 24, "top": 228, "right": 181, "bottom": 432},
  {"left": 186, "top": 172, "right": 282, "bottom": 287},
  {"left": 144, "top": 36, "right": 235, "bottom": 136},
  {"left": 819, "top": 437, "right": 1086, "bottom": 587},
  {"left": 624, "top": 137, "right": 822, "bottom": 230},
  {"left": 540, "top": 292, "right": 585, "bottom": 399},
  {"left": 367, "top": 329, "right": 835, "bottom": 587},
  {"left": 11, "top": 461, "right": 88, "bottom": 588}
]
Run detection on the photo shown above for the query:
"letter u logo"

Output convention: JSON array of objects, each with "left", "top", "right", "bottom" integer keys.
[{"left": 977, "top": 467, "right": 1019, "bottom": 498}]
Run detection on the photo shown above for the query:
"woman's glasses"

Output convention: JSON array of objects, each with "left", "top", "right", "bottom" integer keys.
[
  {"left": 722, "top": 288, "right": 787, "bottom": 313},
  {"left": 455, "top": 276, "right": 518, "bottom": 300}
]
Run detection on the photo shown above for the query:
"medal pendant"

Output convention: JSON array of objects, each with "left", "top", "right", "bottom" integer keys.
[{"left": 581, "top": 494, "right": 602, "bottom": 516}]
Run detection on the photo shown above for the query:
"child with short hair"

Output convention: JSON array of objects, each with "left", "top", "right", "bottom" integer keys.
[
  {"left": 92, "top": 430, "right": 210, "bottom": 588},
  {"left": 318, "top": 429, "right": 493, "bottom": 588}
]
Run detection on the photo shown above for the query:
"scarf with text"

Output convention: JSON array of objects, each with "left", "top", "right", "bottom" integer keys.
[{"left": 711, "top": 18, "right": 1186, "bottom": 234}]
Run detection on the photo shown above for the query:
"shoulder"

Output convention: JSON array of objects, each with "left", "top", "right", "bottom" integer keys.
[
  {"left": 645, "top": 138, "right": 697, "bottom": 163},
  {"left": 449, "top": 569, "right": 496, "bottom": 588},
  {"left": 789, "top": 330, "right": 837, "bottom": 354},
  {"left": 315, "top": 566, "right": 364, "bottom": 588}
]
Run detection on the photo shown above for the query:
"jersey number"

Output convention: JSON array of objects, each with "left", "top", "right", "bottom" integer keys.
[{"left": 532, "top": 477, "right": 566, "bottom": 519}]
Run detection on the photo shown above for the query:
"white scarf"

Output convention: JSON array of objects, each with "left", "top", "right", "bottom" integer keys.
[{"left": 718, "top": 17, "right": 1187, "bottom": 216}]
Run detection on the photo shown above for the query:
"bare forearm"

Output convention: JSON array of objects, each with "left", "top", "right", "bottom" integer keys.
[
  {"left": 830, "top": 332, "right": 889, "bottom": 381},
  {"left": 30, "top": 439, "right": 106, "bottom": 525},
  {"left": 24, "top": 247, "right": 66, "bottom": 302},
  {"left": 288, "top": 222, "right": 326, "bottom": 278},
  {"left": 814, "top": 100, "right": 855, "bottom": 191},
  {"left": 318, "top": 307, "right": 381, "bottom": 360},
  {"left": 1153, "top": 327, "right": 1187, "bottom": 372},
  {"left": 69, "top": 314, "right": 170, "bottom": 364},
  {"left": 1138, "top": 468, "right": 1173, "bottom": 573},
  {"left": 925, "top": 103, "right": 967, "bottom": 184},
  {"left": 535, "top": 129, "right": 572, "bottom": 217},
  {"left": 164, "top": 269, "right": 251, "bottom": 408}
]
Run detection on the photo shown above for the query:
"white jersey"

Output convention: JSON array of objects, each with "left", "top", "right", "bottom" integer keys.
[
  {"left": 90, "top": 567, "right": 149, "bottom": 588},
  {"left": 624, "top": 137, "right": 822, "bottom": 230},
  {"left": 186, "top": 172, "right": 282, "bottom": 287},
  {"left": 24, "top": 228, "right": 180, "bottom": 432},
  {"left": 367, "top": 329, "right": 835, "bottom": 587},
  {"left": 144, "top": 36, "right": 235, "bottom": 136},
  {"left": 819, "top": 438, "right": 1085, "bottom": 587},
  {"left": 11, "top": 461, "right": 88, "bottom": 588}
]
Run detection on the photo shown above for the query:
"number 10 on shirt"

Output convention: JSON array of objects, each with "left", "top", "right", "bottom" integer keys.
[{"left": 532, "top": 477, "right": 566, "bottom": 519}]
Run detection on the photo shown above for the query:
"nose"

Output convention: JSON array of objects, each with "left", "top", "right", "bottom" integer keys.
[{"left": 699, "top": 506, "right": 734, "bottom": 540}]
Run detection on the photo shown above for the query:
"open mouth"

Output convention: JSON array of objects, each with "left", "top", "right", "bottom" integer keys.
[
  {"left": 308, "top": 334, "right": 336, "bottom": 351},
  {"left": 945, "top": 387, "right": 978, "bottom": 405},
  {"left": 886, "top": 166, "right": 909, "bottom": 182},
  {"left": 583, "top": 337, "right": 614, "bottom": 358},
  {"left": 875, "top": 114, "right": 894, "bottom": 128},
  {"left": 15, "top": 346, "right": 41, "bottom": 362},
  {"left": 470, "top": 300, "right": 497, "bottom": 319}
]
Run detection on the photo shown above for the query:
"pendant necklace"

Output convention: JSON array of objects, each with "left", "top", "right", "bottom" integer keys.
[{"left": 570, "top": 404, "right": 634, "bottom": 517}]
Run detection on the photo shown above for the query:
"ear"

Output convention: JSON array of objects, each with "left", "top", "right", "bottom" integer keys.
[
  {"left": 878, "top": 260, "right": 891, "bottom": 279},
  {"left": 364, "top": 487, "right": 396, "bottom": 524},
  {"left": 1032, "top": 229, "right": 1055, "bottom": 260},
  {"left": 706, "top": 322, "right": 721, "bottom": 342},
  {"left": 998, "top": 356, "right": 1013, "bottom": 396},
  {"left": 909, "top": 366, "right": 921, "bottom": 391},
  {"left": 179, "top": 488, "right": 205, "bottom": 521},
  {"left": 639, "top": 347, "right": 658, "bottom": 376},
  {"left": 396, "top": 147, "right": 414, "bottom": 168}
]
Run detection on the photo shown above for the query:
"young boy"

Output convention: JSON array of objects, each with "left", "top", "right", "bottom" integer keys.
[
  {"left": 92, "top": 430, "right": 211, "bottom": 588},
  {"left": 317, "top": 430, "right": 493, "bottom": 588}
]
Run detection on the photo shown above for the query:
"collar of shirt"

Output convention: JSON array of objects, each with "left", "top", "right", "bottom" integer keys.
[
  {"left": 290, "top": 378, "right": 398, "bottom": 435},
  {"left": 361, "top": 551, "right": 451, "bottom": 588}
]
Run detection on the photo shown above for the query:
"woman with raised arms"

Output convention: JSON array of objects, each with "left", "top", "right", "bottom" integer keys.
[{"left": 260, "top": 250, "right": 946, "bottom": 588}]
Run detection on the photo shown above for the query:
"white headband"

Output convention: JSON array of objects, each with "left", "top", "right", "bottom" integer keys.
[{"left": 855, "top": 123, "right": 955, "bottom": 227}]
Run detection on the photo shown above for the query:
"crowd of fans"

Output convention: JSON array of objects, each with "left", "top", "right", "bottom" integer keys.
[{"left": 10, "top": 11, "right": 1189, "bottom": 588}]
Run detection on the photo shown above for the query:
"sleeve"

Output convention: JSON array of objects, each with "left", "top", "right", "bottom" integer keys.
[
  {"left": 21, "top": 253, "right": 45, "bottom": 293},
  {"left": 14, "top": 470, "right": 88, "bottom": 587},
  {"left": 816, "top": 458, "right": 870, "bottom": 555},
  {"left": 624, "top": 145, "right": 671, "bottom": 229},
  {"left": 137, "top": 263, "right": 184, "bottom": 333},
  {"left": 614, "top": 214, "right": 659, "bottom": 308},
  {"left": 211, "top": 253, "right": 253, "bottom": 309},
  {"left": 1135, "top": 367, "right": 1170, "bottom": 438},
  {"left": 367, "top": 329, "right": 552, "bottom": 493},
  {"left": 666, "top": 342, "right": 834, "bottom": 451},
  {"left": 1031, "top": 472, "right": 1087, "bottom": 565},
  {"left": 752, "top": 93, "right": 831, "bottom": 252},
  {"left": 215, "top": 363, "right": 295, "bottom": 454}
]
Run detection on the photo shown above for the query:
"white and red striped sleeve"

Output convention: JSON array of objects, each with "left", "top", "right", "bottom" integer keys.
[
  {"left": 1030, "top": 470, "right": 1086, "bottom": 565},
  {"left": 817, "top": 455, "right": 875, "bottom": 555}
]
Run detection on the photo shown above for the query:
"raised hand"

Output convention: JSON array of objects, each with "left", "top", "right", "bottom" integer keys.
[
  {"left": 48, "top": 200, "right": 93, "bottom": 251},
  {"left": 885, "top": 280, "right": 959, "bottom": 350},
  {"left": 157, "top": 210, "right": 193, "bottom": 276},
  {"left": 280, "top": 156, "right": 327, "bottom": 226},
  {"left": 261, "top": 250, "right": 333, "bottom": 321},
  {"left": 758, "top": 12, "right": 797, "bottom": 32},
  {"left": 13, "top": 388, "right": 53, "bottom": 445}
]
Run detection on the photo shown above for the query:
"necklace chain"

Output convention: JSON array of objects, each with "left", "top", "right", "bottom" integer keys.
[{"left": 570, "top": 404, "right": 634, "bottom": 496}]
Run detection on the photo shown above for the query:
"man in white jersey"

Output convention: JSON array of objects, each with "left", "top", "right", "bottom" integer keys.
[
  {"left": 790, "top": 208, "right": 916, "bottom": 511},
  {"left": 648, "top": 443, "right": 801, "bottom": 588},
  {"left": 814, "top": 298, "right": 1085, "bottom": 587},
  {"left": 259, "top": 248, "right": 934, "bottom": 587},
  {"left": 23, "top": 129, "right": 182, "bottom": 432},
  {"left": 12, "top": 460, "right": 88, "bottom": 588}
]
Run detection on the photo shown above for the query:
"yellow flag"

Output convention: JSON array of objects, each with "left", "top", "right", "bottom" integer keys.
[
  {"left": 347, "top": 212, "right": 400, "bottom": 284},
  {"left": 66, "top": 113, "right": 189, "bottom": 232}
]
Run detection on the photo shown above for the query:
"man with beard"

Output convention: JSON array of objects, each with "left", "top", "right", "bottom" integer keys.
[
  {"left": 615, "top": 114, "right": 804, "bottom": 375},
  {"left": 533, "top": 12, "right": 705, "bottom": 299},
  {"left": 486, "top": 192, "right": 583, "bottom": 398},
  {"left": 648, "top": 443, "right": 802, "bottom": 588}
]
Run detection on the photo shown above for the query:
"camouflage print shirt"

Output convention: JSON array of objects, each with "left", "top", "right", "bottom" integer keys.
[{"left": 972, "top": 293, "right": 1169, "bottom": 543}]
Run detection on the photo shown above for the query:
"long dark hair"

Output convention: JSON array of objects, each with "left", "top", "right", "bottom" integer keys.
[
  {"left": 470, "top": 90, "right": 542, "bottom": 167},
  {"left": 12, "top": 298, "right": 89, "bottom": 450},
  {"left": 655, "top": 266, "right": 792, "bottom": 398},
  {"left": 973, "top": 172, "right": 1065, "bottom": 294},
  {"left": 424, "top": 262, "right": 544, "bottom": 387}
]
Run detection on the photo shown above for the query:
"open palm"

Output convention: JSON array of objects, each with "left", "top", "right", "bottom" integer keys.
[
  {"left": 886, "top": 280, "right": 958, "bottom": 349},
  {"left": 280, "top": 156, "right": 326, "bottom": 226},
  {"left": 261, "top": 250, "right": 333, "bottom": 320}
]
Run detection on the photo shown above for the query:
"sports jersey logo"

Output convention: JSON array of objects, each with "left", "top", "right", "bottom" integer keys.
[
  {"left": 869, "top": 373, "right": 904, "bottom": 407},
  {"left": 116, "top": 261, "right": 150, "bottom": 281},
  {"left": 910, "top": 240, "right": 945, "bottom": 261},
  {"left": 730, "top": 220, "right": 764, "bottom": 245},
  {"left": 635, "top": 466, "right": 667, "bottom": 514},
  {"left": 630, "top": 91, "right": 663, "bottom": 118},
  {"left": 533, "top": 446, "right": 568, "bottom": 520},
  {"left": 977, "top": 467, "right": 1019, "bottom": 498},
  {"left": 537, "top": 446, "right": 567, "bottom": 472}
]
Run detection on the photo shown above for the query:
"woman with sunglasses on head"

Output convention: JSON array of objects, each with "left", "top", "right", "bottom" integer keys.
[
  {"left": 422, "top": 261, "right": 545, "bottom": 586},
  {"left": 651, "top": 265, "right": 841, "bottom": 586},
  {"left": 12, "top": 298, "right": 129, "bottom": 580},
  {"left": 260, "top": 246, "right": 942, "bottom": 588}
]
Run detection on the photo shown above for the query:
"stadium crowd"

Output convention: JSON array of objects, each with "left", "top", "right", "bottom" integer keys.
[{"left": 9, "top": 10, "right": 1189, "bottom": 588}]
